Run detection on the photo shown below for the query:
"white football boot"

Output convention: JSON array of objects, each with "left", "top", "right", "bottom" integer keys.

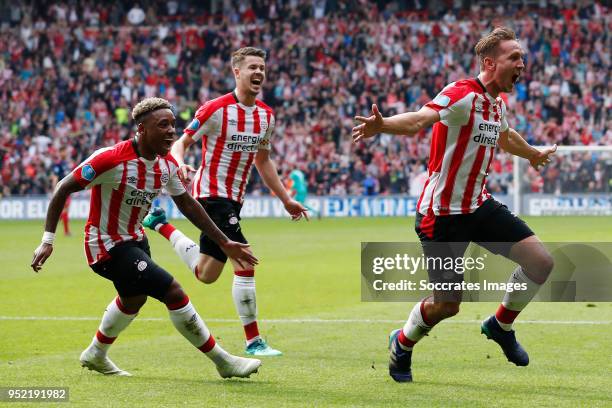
[
  {"left": 79, "top": 347, "right": 132, "bottom": 376},
  {"left": 215, "top": 355, "right": 261, "bottom": 379}
]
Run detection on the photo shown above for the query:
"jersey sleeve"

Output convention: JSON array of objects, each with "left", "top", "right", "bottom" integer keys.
[
  {"left": 499, "top": 99, "right": 509, "bottom": 132},
  {"left": 425, "top": 83, "right": 473, "bottom": 125},
  {"left": 183, "top": 102, "right": 221, "bottom": 142},
  {"left": 165, "top": 170, "right": 186, "bottom": 196},
  {"left": 72, "top": 148, "right": 117, "bottom": 188},
  {"left": 258, "top": 113, "right": 274, "bottom": 151}
]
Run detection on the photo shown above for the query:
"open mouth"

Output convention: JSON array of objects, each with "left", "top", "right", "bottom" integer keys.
[
  {"left": 251, "top": 78, "right": 262, "bottom": 86},
  {"left": 512, "top": 74, "right": 520, "bottom": 84}
]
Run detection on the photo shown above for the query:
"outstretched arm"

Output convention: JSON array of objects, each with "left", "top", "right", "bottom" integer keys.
[
  {"left": 171, "top": 134, "right": 197, "bottom": 184},
  {"left": 498, "top": 128, "right": 557, "bottom": 170},
  {"left": 171, "top": 192, "right": 258, "bottom": 266},
  {"left": 254, "top": 150, "right": 308, "bottom": 221},
  {"left": 31, "top": 174, "right": 83, "bottom": 272},
  {"left": 352, "top": 104, "right": 440, "bottom": 142}
]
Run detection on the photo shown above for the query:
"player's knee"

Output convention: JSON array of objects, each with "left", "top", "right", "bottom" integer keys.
[
  {"left": 528, "top": 253, "right": 554, "bottom": 284},
  {"left": 163, "top": 280, "right": 187, "bottom": 305},
  {"left": 120, "top": 295, "right": 147, "bottom": 312},
  {"left": 198, "top": 270, "right": 220, "bottom": 284},
  {"left": 439, "top": 302, "right": 460, "bottom": 318}
]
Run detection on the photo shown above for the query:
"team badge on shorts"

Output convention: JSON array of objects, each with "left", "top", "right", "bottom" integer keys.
[
  {"left": 137, "top": 260, "right": 147, "bottom": 271},
  {"left": 81, "top": 164, "right": 96, "bottom": 181},
  {"left": 229, "top": 216, "right": 239, "bottom": 225}
]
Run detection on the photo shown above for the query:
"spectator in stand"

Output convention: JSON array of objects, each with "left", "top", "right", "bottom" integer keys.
[{"left": 0, "top": 1, "right": 609, "bottom": 198}]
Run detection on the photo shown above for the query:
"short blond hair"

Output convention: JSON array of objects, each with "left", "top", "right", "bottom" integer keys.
[
  {"left": 132, "top": 97, "right": 173, "bottom": 123},
  {"left": 231, "top": 47, "right": 266, "bottom": 68},
  {"left": 474, "top": 27, "right": 518, "bottom": 68}
]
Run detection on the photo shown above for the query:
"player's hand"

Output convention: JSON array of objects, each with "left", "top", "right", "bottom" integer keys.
[
  {"left": 220, "top": 240, "right": 259, "bottom": 269},
  {"left": 31, "top": 243, "right": 53, "bottom": 272},
  {"left": 178, "top": 164, "right": 197, "bottom": 185},
  {"left": 529, "top": 144, "right": 557, "bottom": 170},
  {"left": 284, "top": 199, "right": 309, "bottom": 221},
  {"left": 352, "top": 104, "right": 384, "bottom": 143}
]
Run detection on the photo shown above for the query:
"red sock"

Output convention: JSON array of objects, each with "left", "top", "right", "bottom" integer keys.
[
  {"left": 244, "top": 321, "right": 260, "bottom": 342},
  {"left": 495, "top": 304, "right": 521, "bottom": 327},
  {"left": 397, "top": 330, "right": 417, "bottom": 349},
  {"left": 158, "top": 223, "right": 176, "bottom": 240}
]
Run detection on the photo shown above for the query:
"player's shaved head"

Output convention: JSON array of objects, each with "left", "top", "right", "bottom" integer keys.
[
  {"left": 132, "top": 97, "right": 174, "bottom": 124},
  {"left": 231, "top": 47, "right": 266, "bottom": 68},
  {"left": 474, "top": 27, "right": 518, "bottom": 69}
]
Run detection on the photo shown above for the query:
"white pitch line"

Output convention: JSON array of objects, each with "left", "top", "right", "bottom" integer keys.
[{"left": 0, "top": 316, "right": 610, "bottom": 325}]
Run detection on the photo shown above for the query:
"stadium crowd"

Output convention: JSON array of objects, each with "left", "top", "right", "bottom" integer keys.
[{"left": 0, "top": 0, "right": 610, "bottom": 198}]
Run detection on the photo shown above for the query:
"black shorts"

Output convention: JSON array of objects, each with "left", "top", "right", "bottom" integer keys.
[
  {"left": 415, "top": 199, "right": 534, "bottom": 284},
  {"left": 198, "top": 197, "right": 248, "bottom": 263},
  {"left": 90, "top": 238, "right": 174, "bottom": 300}
]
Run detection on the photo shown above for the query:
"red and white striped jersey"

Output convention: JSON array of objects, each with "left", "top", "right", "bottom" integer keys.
[
  {"left": 184, "top": 92, "right": 274, "bottom": 203},
  {"left": 72, "top": 139, "right": 185, "bottom": 265},
  {"left": 417, "top": 78, "right": 509, "bottom": 216}
]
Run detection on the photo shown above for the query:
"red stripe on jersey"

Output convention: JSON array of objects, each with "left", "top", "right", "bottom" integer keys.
[
  {"left": 461, "top": 146, "right": 487, "bottom": 213},
  {"left": 252, "top": 106, "right": 261, "bottom": 133},
  {"left": 88, "top": 184, "right": 108, "bottom": 262},
  {"left": 88, "top": 185, "right": 102, "bottom": 227},
  {"left": 416, "top": 177, "right": 430, "bottom": 212},
  {"left": 84, "top": 223, "right": 94, "bottom": 264},
  {"left": 237, "top": 152, "right": 255, "bottom": 202},
  {"left": 235, "top": 107, "right": 260, "bottom": 202},
  {"left": 195, "top": 148, "right": 204, "bottom": 198},
  {"left": 438, "top": 95, "right": 477, "bottom": 215},
  {"left": 237, "top": 106, "right": 246, "bottom": 131},
  {"left": 208, "top": 108, "right": 228, "bottom": 197},
  {"left": 153, "top": 161, "right": 162, "bottom": 189},
  {"left": 225, "top": 107, "right": 246, "bottom": 200},
  {"left": 428, "top": 123, "right": 448, "bottom": 173},
  {"left": 478, "top": 147, "right": 495, "bottom": 206},
  {"left": 482, "top": 95, "right": 490, "bottom": 121},
  {"left": 127, "top": 160, "right": 147, "bottom": 238},
  {"left": 475, "top": 98, "right": 498, "bottom": 206},
  {"left": 107, "top": 162, "right": 129, "bottom": 242}
]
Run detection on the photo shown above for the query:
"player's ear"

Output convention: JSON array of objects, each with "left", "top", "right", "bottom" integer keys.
[
  {"left": 137, "top": 122, "right": 145, "bottom": 137},
  {"left": 483, "top": 55, "right": 495, "bottom": 71}
]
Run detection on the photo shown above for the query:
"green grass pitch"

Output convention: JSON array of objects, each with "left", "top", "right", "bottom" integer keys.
[{"left": 1, "top": 217, "right": 611, "bottom": 407}]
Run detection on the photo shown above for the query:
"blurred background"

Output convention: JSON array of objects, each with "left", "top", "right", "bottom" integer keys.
[{"left": 0, "top": 0, "right": 609, "bottom": 217}]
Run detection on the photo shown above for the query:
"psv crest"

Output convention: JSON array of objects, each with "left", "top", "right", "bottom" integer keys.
[
  {"left": 261, "top": 121, "right": 268, "bottom": 131},
  {"left": 161, "top": 169, "right": 169, "bottom": 184}
]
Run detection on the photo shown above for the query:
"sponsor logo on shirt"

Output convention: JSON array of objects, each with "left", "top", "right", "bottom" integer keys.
[
  {"left": 125, "top": 189, "right": 157, "bottom": 206},
  {"left": 226, "top": 133, "right": 264, "bottom": 152},
  {"left": 81, "top": 164, "right": 96, "bottom": 181}
]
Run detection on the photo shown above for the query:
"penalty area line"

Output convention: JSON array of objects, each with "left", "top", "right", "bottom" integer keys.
[{"left": 0, "top": 316, "right": 610, "bottom": 325}]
